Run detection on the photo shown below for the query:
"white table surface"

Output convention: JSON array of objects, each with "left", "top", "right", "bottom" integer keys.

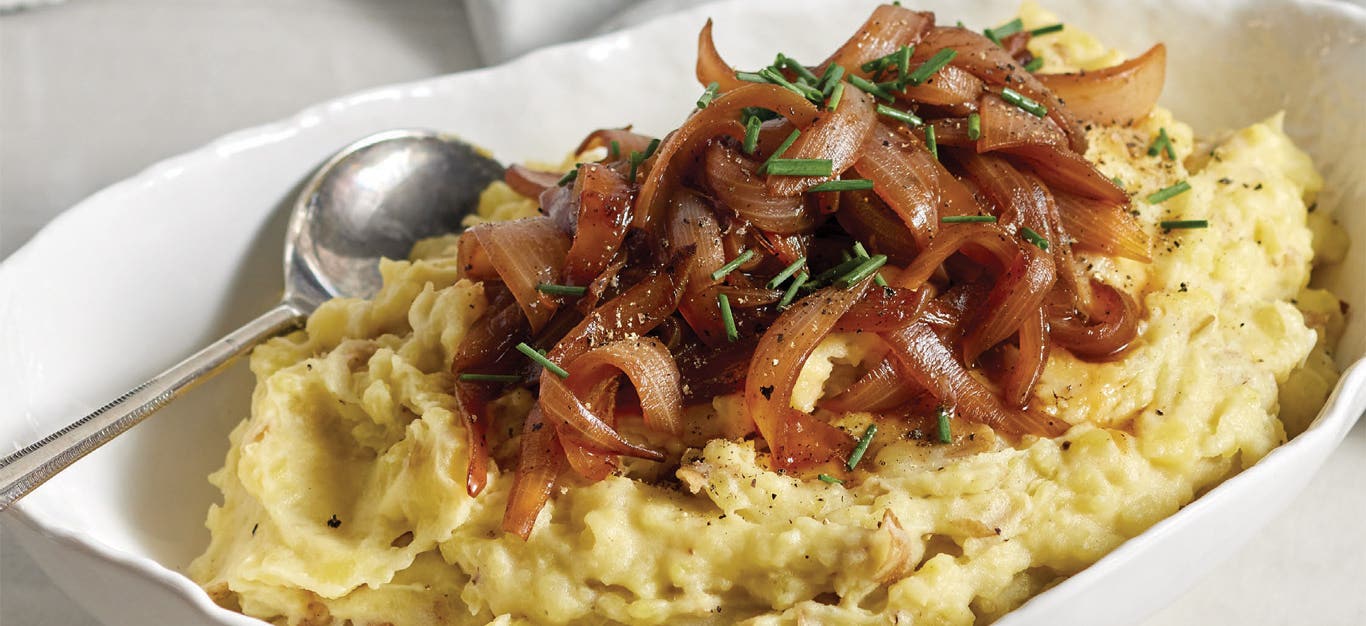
[{"left": 1, "top": 2, "right": 1363, "bottom": 625}]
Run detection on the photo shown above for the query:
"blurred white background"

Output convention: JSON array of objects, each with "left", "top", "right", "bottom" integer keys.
[{"left": 1, "top": 1, "right": 1363, "bottom": 625}]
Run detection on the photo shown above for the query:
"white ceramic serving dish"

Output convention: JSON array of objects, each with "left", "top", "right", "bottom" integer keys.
[{"left": 1, "top": 0, "right": 1362, "bottom": 624}]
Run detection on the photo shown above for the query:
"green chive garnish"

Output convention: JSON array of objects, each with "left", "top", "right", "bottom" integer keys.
[
  {"left": 846, "top": 424, "right": 878, "bottom": 470},
  {"left": 906, "top": 48, "right": 958, "bottom": 86},
  {"left": 628, "top": 151, "right": 644, "bottom": 184},
  {"left": 557, "top": 165, "right": 579, "bottom": 186},
  {"left": 849, "top": 74, "right": 895, "bottom": 102},
  {"left": 458, "top": 373, "right": 522, "bottom": 384},
  {"left": 1111, "top": 176, "right": 1125, "bottom": 189},
  {"left": 759, "top": 67, "right": 823, "bottom": 101},
  {"left": 895, "top": 45, "right": 913, "bottom": 77},
  {"left": 711, "top": 249, "right": 756, "bottom": 281},
  {"left": 1147, "top": 127, "right": 1172, "bottom": 158},
  {"left": 718, "top": 293, "right": 738, "bottom": 342},
  {"left": 984, "top": 18, "right": 1023, "bottom": 44},
  {"left": 808, "top": 178, "right": 874, "bottom": 193},
  {"left": 1024, "top": 57, "right": 1044, "bottom": 72},
  {"left": 736, "top": 71, "right": 768, "bottom": 83},
  {"left": 812, "top": 256, "right": 865, "bottom": 286},
  {"left": 765, "top": 158, "right": 833, "bottom": 177},
  {"left": 643, "top": 138, "right": 661, "bottom": 159},
  {"left": 967, "top": 112, "right": 981, "bottom": 140},
  {"left": 767, "top": 256, "right": 807, "bottom": 289},
  {"left": 697, "top": 81, "right": 720, "bottom": 109},
  {"left": 819, "top": 64, "right": 846, "bottom": 94},
  {"left": 936, "top": 406, "right": 952, "bottom": 443},
  {"left": 1146, "top": 180, "right": 1191, "bottom": 204},
  {"left": 925, "top": 124, "right": 938, "bottom": 160},
  {"left": 536, "top": 283, "right": 587, "bottom": 296},
  {"left": 609, "top": 140, "right": 620, "bottom": 160},
  {"left": 1001, "top": 87, "right": 1047, "bottom": 117},
  {"left": 1160, "top": 219, "right": 1208, "bottom": 230},
  {"left": 876, "top": 104, "right": 923, "bottom": 127},
  {"left": 853, "top": 242, "right": 888, "bottom": 287},
  {"left": 777, "top": 272, "right": 809, "bottom": 309},
  {"left": 818, "top": 473, "right": 844, "bottom": 485},
  {"left": 942, "top": 215, "right": 997, "bottom": 223},
  {"left": 839, "top": 254, "right": 888, "bottom": 288},
  {"left": 1021, "top": 226, "right": 1050, "bottom": 250},
  {"left": 743, "top": 116, "right": 762, "bottom": 155},
  {"left": 516, "top": 342, "right": 568, "bottom": 378},
  {"left": 778, "top": 54, "right": 820, "bottom": 84},
  {"left": 759, "top": 129, "right": 801, "bottom": 174},
  {"left": 1030, "top": 23, "right": 1064, "bottom": 36},
  {"left": 826, "top": 81, "right": 845, "bottom": 111}
]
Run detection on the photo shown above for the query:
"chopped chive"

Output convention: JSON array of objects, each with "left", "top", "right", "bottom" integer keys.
[
  {"left": 643, "top": 138, "right": 661, "bottom": 159},
  {"left": 1001, "top": 87, "right": 1048, "bottom": 117},
  {"left": 853, "top": 241, "right": 871, "bottom": 259},
  {"left": 967, "top": 112, "right": 981, "bottom": 140},
  {"left": 847, "top": 424, "right": 878, "bottom": 470},
  {"left": 849, "top": 74, "right": 895, "bottom": 102},
  {"left": 777, "top": 272, "right": 809, "bottom": 308},
  {"left": 710, "top": 249, "right": 756, "bottom": 281},
  {"left": 1146, "top": 180, "right": 1191, "bottom": 204},
  {"left": 1146, "top": 127, "right": 1171, "bottom": 157},
  {"left": 743, "top": 116, "right": 762, "bottom": 155},
  {"left": 759, "top": 67, "right": 823, "bottom": 101},
  {"left": 876, "top": 104, "right": 923, "bottom": 127},
  {"left": 1111, "top": 176, "right": 1125, "bottom": 189},
  {"left": 1160, "top": 219, "right": 1209, "bottom": 230},
  {"left": 1021, "top": 226, "right": 1050, "bottom": 250},
  {"left": 808, "top": 178, "right": 875, "bottom": 192},
  {"left": 696, "top": 81, "right": 720, "bottom": 109},
  {"left": 1030, "top": 23, "right": 1064, "bottom": 36},
  {"left": 820, "top": 65, "right": 847, "bottom": 95},
  {"left": 839, "top": 254, "right": 888, "bottom": 288},
  {"left": 718, "top": 293, "right": 739, "bottom": 342},
  {"left": 458, "top": 373, "right": 522, "bottom": 384},
  {"left": 736, "top": 71, "right": 768, "bottom": 83},
  {"left": 984, "top": 18, "right": 1024, "bottom": 44},
  {"left": 860, "top": 50, "right": 897, "bottom": 73},
  {"left": 766, "top": 158, "right": 833, "bottom": 177},
  {"left": 767, "top": 256, "right": 807, "bottom": 289},
  {"left": 826, "top": 81, "right": 845, "bottom": 111},
  {"left": 812, "top": 256, "right": 866, "bottom": 286},
  {"left": 895, "top": 45, "right": 913, "bottom": 78},
  {"left": 759, "top": 129, "right": 802, "bottom": 174},
  {"left": 1024, "top": 57, "right": 1044, "bottom": 72},
  {"left": 779, "top": 54, "right": 820, "bottom": 84},
  {"left": 925, "top": 124, "right": 938, "bottom": 160},
  {"left": 557, "top": 165, "right": 579, "bottom": 186},
  {"left": 536, "top": 283, "right": 587, "bottom": 296},
  {"left": 609, "top": 140, "right": 620, "bottom": 160},
  {"left": 936, "top": 406, "right": 952, "bottom": 443},
  {"left": 628, "top": 151, "right": 644, "bottom": 184},
  {"left": 742, "top": 106, "right": 779, "bottom": 124},
  {"left": 818, "top": 473, "right": 845, "bottom": 485},
  {"left": 942, "top": 215, "right": 997, "bottom": 223},
  {"left": 516, "top": 342, "right": 568, "bottom": 378},
  {"left": 907, "top": 48, "right": 958, "bottom": 86}
]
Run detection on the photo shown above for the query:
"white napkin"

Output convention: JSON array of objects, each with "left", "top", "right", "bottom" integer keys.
[{"left": 464, "top": 0, "right": 718, "bottom": 64}]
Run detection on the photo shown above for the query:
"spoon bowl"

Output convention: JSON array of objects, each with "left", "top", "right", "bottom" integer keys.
[{"left": 0, "top": 129, "right": 504, "bottom": 510}]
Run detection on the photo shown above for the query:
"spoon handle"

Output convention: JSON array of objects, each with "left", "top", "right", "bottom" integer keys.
[{"left": 0, "top": 303, "right": 305, "bottom": 511}]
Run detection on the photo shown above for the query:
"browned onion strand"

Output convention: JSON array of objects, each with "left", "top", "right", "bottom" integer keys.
[{"left": 469, "top": 5, "right": 1165, "bottom": 539}]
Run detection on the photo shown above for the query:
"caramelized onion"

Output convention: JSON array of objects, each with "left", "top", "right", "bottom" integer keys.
[
  {"left": 696, "top": 19, "right": 748, "bottom": 93},
  {"left": 745, "top": 284, "right": 867, "bottom": 469},
  {"left": 505, "top": 164, "right": 562, "bottom": 199},
  {"left": 1037, "top": 45, "right": 1167, "bottom": 126},
  {"left": 468, "top": 217, "right": 571, "bottom": 333},
  {"left": 820, "top": 356, "right": 925, "bottom": 413},
  {"left": 567, "top": 337, "right": 684, "bottom": 435},
  {"left": 855, "top": 123, "right": 981, "bottom": 249},
  {"left": 766, "top": 87, "right": 877, "bottom": 196},
  {"left": 895, "top": 64, "right": 983, "bottom": 113},
  {"left": 822, "top": 5, "right": 934, "bottom": 77},
  {"left": 564, "top": 164, "right": 633, "bottom": 285},
  {"left": 1055, "top": 191, "right": 1151, "bottom": 262},
  {"left": 707, "top": 142, "right": 817, "bottom": 233},
  {"left": 501, "top": 407, "right": 564, "bottom": 539},
  {"left": 1048, "top": 279, "right": 1140, "bottom": 359},
  {"left": 575, "top": 127, "right": 657, "bottom": 158},
  {"left": 976, "top": 92, "right": 1067, "bottom": 152}
]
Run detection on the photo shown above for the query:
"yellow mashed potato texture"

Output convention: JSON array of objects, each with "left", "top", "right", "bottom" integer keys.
[{"left": 190, "top": 6, "right": 1346, "bottom": 625}]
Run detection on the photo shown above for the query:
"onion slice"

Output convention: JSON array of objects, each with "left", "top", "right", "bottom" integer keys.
[
  {"left": 821, "top": 5, "right": 935, "bottom": 78},
  {"left": 467, "top": 217, "right": 572, "bottom": 333},
  {"left": 567, "top": 337, "right": 684, "bottom": 435},
  {"left": 707, "top": 142, "right": 817, "bottom": 233},
  {"left": 766, "top": 87, "right": 877, "bottom": 196},
  {"left": 564, "top": 164, "right": 634, "bottom": 285},
  {"left": 501, "top": 407, "right": 564, "bottom": 539},
  {"left": 1037, "top": 45, "right": 1166, "bottom": 126},
  {"left": 696, "top": 19, "right": 748, "bottom": 93}
]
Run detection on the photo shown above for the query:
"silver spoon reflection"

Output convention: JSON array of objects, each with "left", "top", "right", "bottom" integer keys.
[{"left": 0, "top": 129, "right": 504, "bottom": 510}]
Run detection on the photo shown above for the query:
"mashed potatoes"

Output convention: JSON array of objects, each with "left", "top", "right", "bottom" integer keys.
[{"left": 190, "top": 6, "right": 1346, "bottom": 624}]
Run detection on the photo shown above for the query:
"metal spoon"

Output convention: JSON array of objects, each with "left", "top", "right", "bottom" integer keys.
[{"left": 0, "top": 129, "right": 504, "bottom": 510}]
